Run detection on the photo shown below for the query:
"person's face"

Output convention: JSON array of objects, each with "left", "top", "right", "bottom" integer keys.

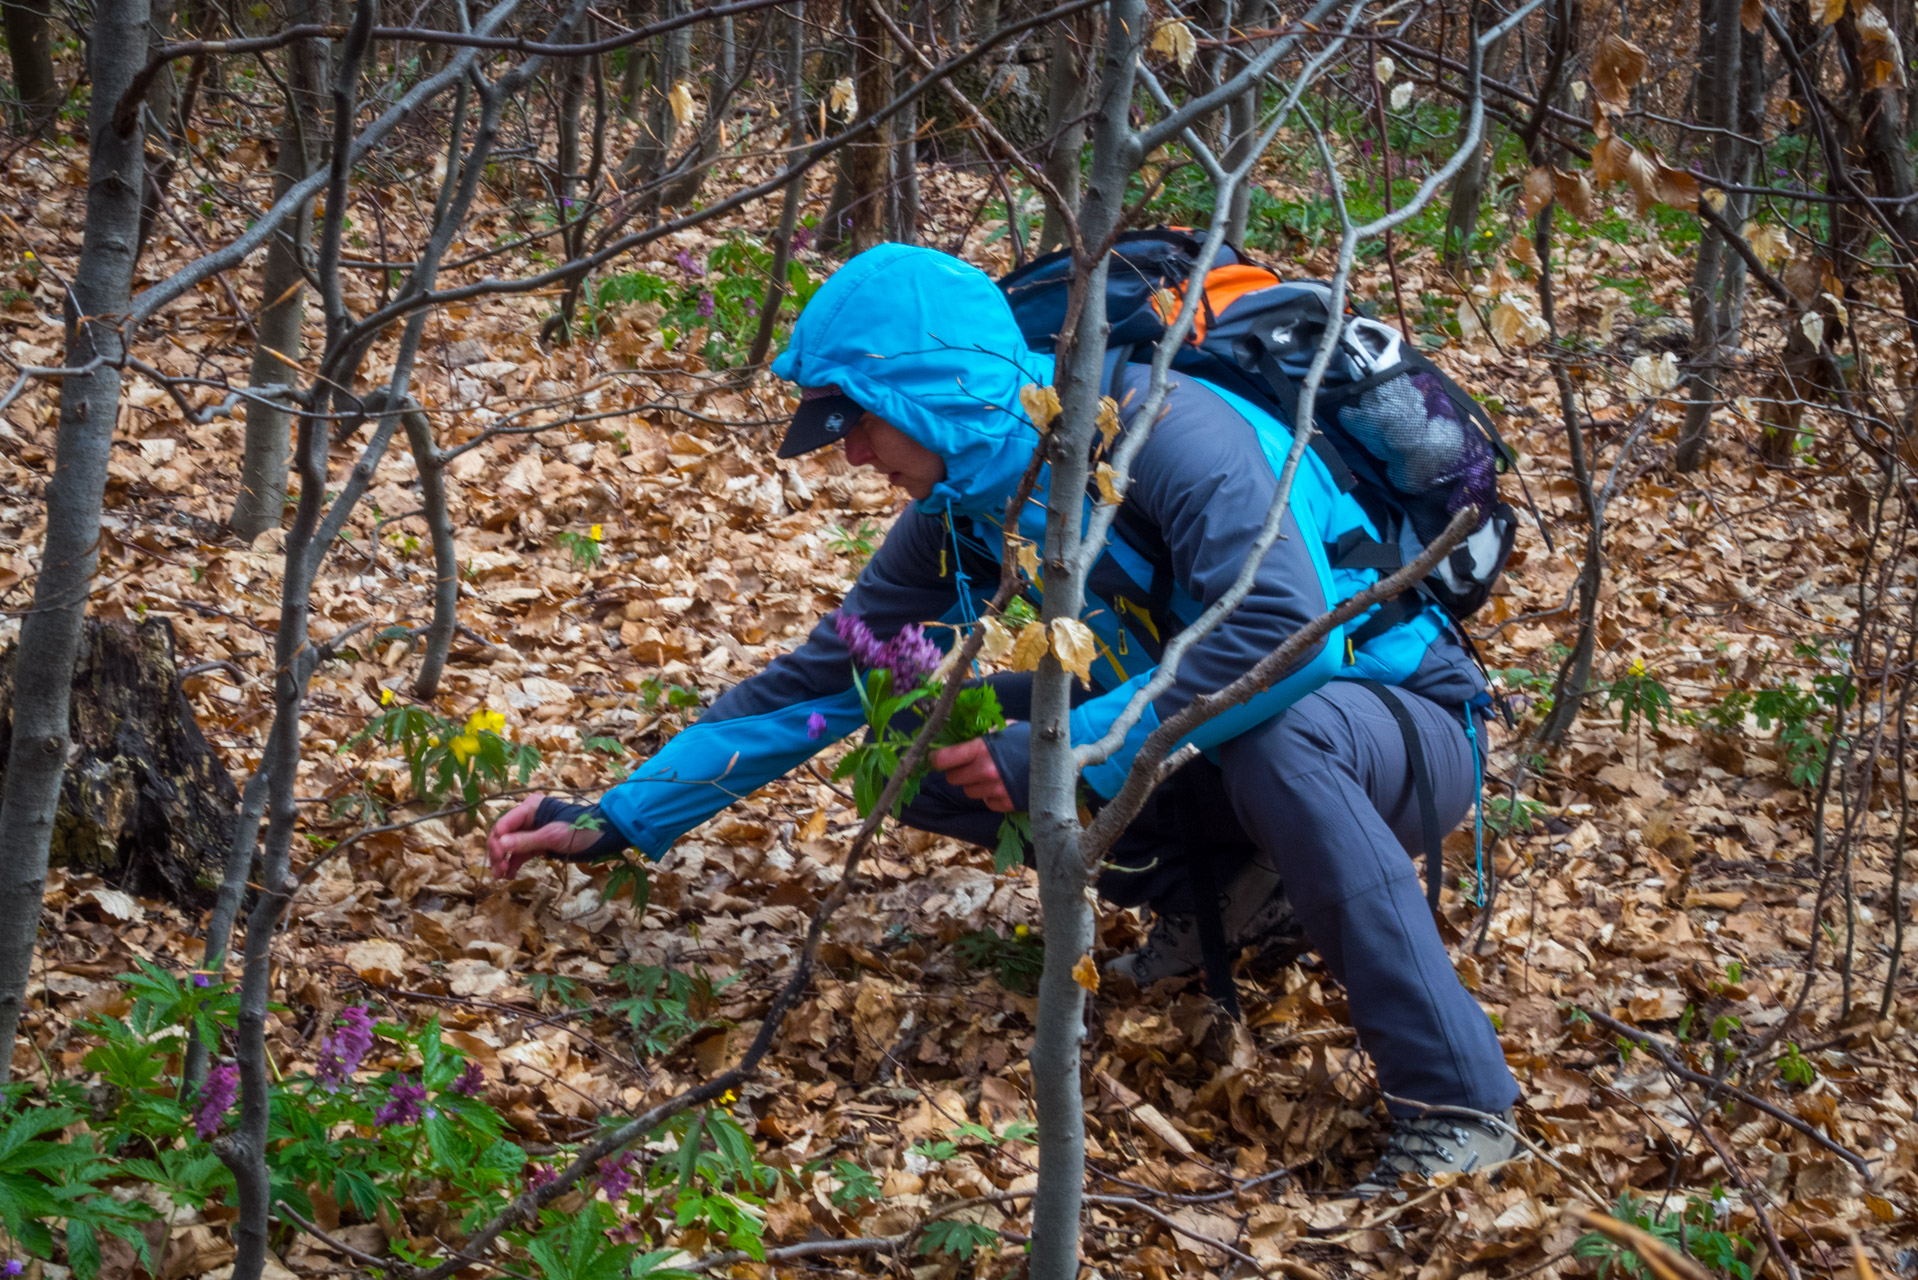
[{"left": 843, "top": 413, "right": 945, "bottom": 500}]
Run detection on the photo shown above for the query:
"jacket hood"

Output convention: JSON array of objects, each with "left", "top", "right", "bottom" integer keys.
[{"left": 772, "top": 245, "right": 1051, "bottom": 517}]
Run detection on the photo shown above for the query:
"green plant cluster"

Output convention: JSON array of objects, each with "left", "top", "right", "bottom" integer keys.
[
  {"left": 11, "top": 963, "right": 803, "bottom": 1280},
  {"left": 351, "top": 702, "right": 541, "bottom": 810},
  {"left": 1573, "top": 1190, "right": 1755, "bottom": 1280},
  {"left": 583, "top": 236, "right": 820, "bottom": 366}
]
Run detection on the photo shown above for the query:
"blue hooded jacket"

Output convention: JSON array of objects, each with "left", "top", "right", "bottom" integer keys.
[{"left": 596, "top": 246, "right": 1486, "bottom": 857}]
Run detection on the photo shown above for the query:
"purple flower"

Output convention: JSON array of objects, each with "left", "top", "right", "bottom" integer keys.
[
  {"left": 451, "top": 1060, "right": 485, "bottom": 1096},
  {"left": 806, "top": 712, "right": 828, "bottom": 741},
  {"left": 375, "top": 1079, "right": 428, "bottom": 1126},
  {"left": 834, "top": 613, "right": 940, "bottom": 687},
  {"left": 674, "top": 249, "right": 704, "bottom": 278},
  {"left": 529, "top": 1165, "right": 558, "bottom": 1190},
  {"left": 790, "top": 226, "right": 813, "bottom": 252},
  {"left": 877, "top": 624, "right": 940, "bottom": 687},
  {"left": 696, "top": 291, "right": 715, "bottom": 319},
  {"left": 192, "top": 972, "right": 211, "bottom": 988},
  {"left": 315, "top": 1005, "right": 375, "bottom": 1091},
  {"left": 834, "top": 611, "right": 886, "bottom": 668},
  {"left": 195, "top": 1062, "right": 239, "bottom": 1140},
  {"left": 597, "top": 1150, "right": 637, "bottom": 1200},
  {"left": 4, "top": 1261, "right": 24, "bottom": 1277}
]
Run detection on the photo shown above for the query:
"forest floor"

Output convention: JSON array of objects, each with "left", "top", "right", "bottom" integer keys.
[{"left": 0, "top": 101, "right": 1912, "bottom": 1280}]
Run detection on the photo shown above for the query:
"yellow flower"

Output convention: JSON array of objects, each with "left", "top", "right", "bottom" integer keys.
[
  {"left": 381, "top": 687, "right": 394, "bottom": 706},
  {"left": 720, "top": 1090, "right": 737, "bottom": 1105},
  {"left": 467, "top": 708, "right": 506, "bottom": 736},
  {"left": 22, "top": 251, "right": 34, "bottom": 260},
  {"left": 589, "top": 523, "right": 603, "bottom": 541},
  {"left": 1014, "top": 924, "right": 1030, "bottom": 938},
  {"left": 450, "top": 733, "right": 481, "bottom": 765},
  {"left": 427, "top": 734, "right": 440, "bottom": 747},
  {"left": 1628, "top": 657, "right": 1647, "bottom": 677}
]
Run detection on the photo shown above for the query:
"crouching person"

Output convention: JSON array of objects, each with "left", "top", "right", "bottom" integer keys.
[{"left": 487, "top": 245, "right": 1520, "bottom": 1195}]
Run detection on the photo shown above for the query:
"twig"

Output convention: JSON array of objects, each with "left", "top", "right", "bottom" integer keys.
[
  {"left": 275, "top": 1201, "right": 392, "bottom": 1267},
  {"left": 1572, "top": 1205, "right": 1713, "bottom": 1280},
  {"left": 1581, "top": 1010, "right": 1876, "bottom": 1183}
]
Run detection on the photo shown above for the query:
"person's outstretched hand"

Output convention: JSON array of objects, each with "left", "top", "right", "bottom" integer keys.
[
  {"left": 487, "top": 793, "right": 610, "bottom": 878},
  {"left": 931, "top": 739, "right": 1013, "bottom": 813}
]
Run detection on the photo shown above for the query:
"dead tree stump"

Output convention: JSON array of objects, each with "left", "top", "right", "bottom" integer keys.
[{"left": 0, "top": 618, "right": 238, "bottom": 905}]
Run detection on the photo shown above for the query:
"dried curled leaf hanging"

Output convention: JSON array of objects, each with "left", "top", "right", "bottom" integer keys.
[
  {"left": 1149, "top": 19, "right": 1197, "bottom": 71},
  {"left": 1095, "top": 396, "right": 1121, "bottom": 451},
  {"left": 827, "top": 76, "right": 857, "bottom": 119},
  {"left": 1050, "top": 618, "right": 1096, "bottom": 686},
  {"left": 1093, "top": 462, "right": 1122, "bottom": 506},
  {"left": 669, "top": 81, "right": 698, "bottom": 127},
  {"left": 979, "top": 616, "right": 1014, "bottom": 663},
  {"left": 1020, "top": 383, "right": 1062, "bottom": 433},
  {"left": 1009, "top": 620, "right": 1050, "bottom": 672},
  {"left": 1591, "top": 33, "right": 1648, "bottom": 109}
]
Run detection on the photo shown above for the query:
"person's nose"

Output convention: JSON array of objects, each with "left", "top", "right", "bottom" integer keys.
[{"left": 844, "top": 433, "right": 875, "bottom": 468}]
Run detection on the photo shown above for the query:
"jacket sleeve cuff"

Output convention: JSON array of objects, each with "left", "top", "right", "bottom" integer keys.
[{"left": 985, "top": 721, "right": 1033, "bottom": 813}]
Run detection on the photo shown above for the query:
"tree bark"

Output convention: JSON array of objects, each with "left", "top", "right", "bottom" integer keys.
[
  {"left": 657, "top": 13, "right": 735, "bottom": 209},
  {"left": 3, "top": 0, "right": 60, "bottom": 125},
  {"left": 1035, "top": 11, "right": 1087, "bottom": 253},
  {"left": 0, "top": 0, "right": 150, "bottom": 1084},
  {"left": 846, "top": 0, "right": 893, "bottom": 253},
  {"left": 1023, "top": 2, "right": 1142, "bottom": 1274},
  {"left": 1676, "top": 0, "right": 1745, "bottom": 472},
  {"left": 1440, "top": 27, "right": 1509, "bottom": 277},
  {"left": 229, "top": 3, "right": 327, "bottom": 541},
  {"left": 741, "top": 2, "right": 806, "bottom": 373}
]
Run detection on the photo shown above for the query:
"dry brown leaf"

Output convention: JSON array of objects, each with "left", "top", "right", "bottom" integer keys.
[
  {"left": 978, "top": 615, "right": 1014, "bottom": 662},
  {"left": 1591, "top": 33, "right": 1649, "bottom": 109},
  {"left": 1522, "top": 166, "right": 1557, "bottom": 218},
  {"left": 1009, "top": 620, "right": 1049, "bottom": 672},
  {"left": 1049, "top": 617, "right": 1096, "bottom": 685},
  {"left": 1093, "top": 462, "right": 1122, "bottom": 505},
  {"left": 1019, "top": 382, "right": 1062, "bottom": 432},
  {"left": 1071, "top": 952, "right": 1099, "bottom": 991}
]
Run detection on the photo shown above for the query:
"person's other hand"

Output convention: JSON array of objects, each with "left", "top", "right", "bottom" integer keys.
[
  {"left": 931, "top": 739, "right": 1013, "bottom": 813},
  {"left": 486, "top": 793, "right": 605, "bottom": 878}
]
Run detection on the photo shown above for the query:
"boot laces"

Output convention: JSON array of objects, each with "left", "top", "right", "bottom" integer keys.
[{"left": 1372, "top": 1116, "right": 1472, "bottom": 1180}]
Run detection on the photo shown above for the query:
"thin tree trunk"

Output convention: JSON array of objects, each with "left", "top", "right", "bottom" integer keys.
[
  {"left": 741, "top": 2, "right": 806, "bottom": 374},
  {"left": 1440, "top": 27, "right": 1509, "bottom": 277},
  {"left": 1676, "top": 0, "right": 1743, "bottom": 472},
  {"left": 0, "top": 0, "right": 150, "bottom": 1084},
  {"left": 3, "top": 0, "right": 60, "bottom": 125},
  {"left": 229, "top": 5, "right": 326, "bottom": 541},
  {"left": 1221, "top": 0, "right": 1267, "bottom": 246},
  {"left": 892, "top": 91, "right": 920, "bottom": 242},
  {"left": 1036, "top": 11, "right": 1087, "bottom": 253},
  {"left": 847, "top": 0, "right": 893, "bottom": 253},
  {"left": 657, "top": 13, "right": 735, "bottom": 209},
  {"left": 1023, "top": 1, "right": 1143, "bottom": 1273},
  {"left": 616, "top": 0, "right": 687, "bottom": 199}
]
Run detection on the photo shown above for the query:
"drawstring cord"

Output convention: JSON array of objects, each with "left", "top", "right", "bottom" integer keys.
[
  {"left": 945, "top": 500, "right": 980, "bottom": 678},
  {"left": 1465, "top": 702, "right": 1485, "bottom": 907}
]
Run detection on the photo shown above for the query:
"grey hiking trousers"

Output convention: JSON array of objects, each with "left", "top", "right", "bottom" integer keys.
[{"left": 898, "top": 675, "right": 1520, "bottom": 1116}]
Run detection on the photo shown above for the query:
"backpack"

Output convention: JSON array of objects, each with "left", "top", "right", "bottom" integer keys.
[{"left": 999, "top": 228, "right": 1543, "bottom": 648}]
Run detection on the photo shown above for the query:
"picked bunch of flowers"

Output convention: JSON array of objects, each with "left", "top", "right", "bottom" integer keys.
[{"left": 827, "top": 611, "right": 1005, "bottom": 818}]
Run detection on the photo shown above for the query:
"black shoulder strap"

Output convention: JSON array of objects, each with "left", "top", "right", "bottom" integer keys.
[
  {"left": 1354, "top": 679, "right": 1443, "bottom": 912},
  {"left": 1250, "top": 348, "right": 1359, "bottom": 492}
]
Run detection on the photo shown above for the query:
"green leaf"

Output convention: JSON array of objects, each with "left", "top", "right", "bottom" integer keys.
[{"left": 994, "top": 814, "right": 1031, "bottom": 874}]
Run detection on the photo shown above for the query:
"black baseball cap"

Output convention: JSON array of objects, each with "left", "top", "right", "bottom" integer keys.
[{"left": 778, "top": 385, "right": 865, "bottom": 459}]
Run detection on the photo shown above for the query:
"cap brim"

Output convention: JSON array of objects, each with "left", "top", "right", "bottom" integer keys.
[{"left": 777, "top": 393, "right": 864, "bottom": 459}]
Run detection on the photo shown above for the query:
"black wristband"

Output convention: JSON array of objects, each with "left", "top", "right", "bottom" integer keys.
[{"left": 530, "top": 797, "right": 631, "bottom": 863}]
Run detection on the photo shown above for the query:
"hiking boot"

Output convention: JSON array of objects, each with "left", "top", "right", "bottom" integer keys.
[
  {"left": 1354, "top": 1108, "right": 1521, "bottom": 1198},
  {"left": 1104, "top": 860, "right": 1303, "bottom": 986}
]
